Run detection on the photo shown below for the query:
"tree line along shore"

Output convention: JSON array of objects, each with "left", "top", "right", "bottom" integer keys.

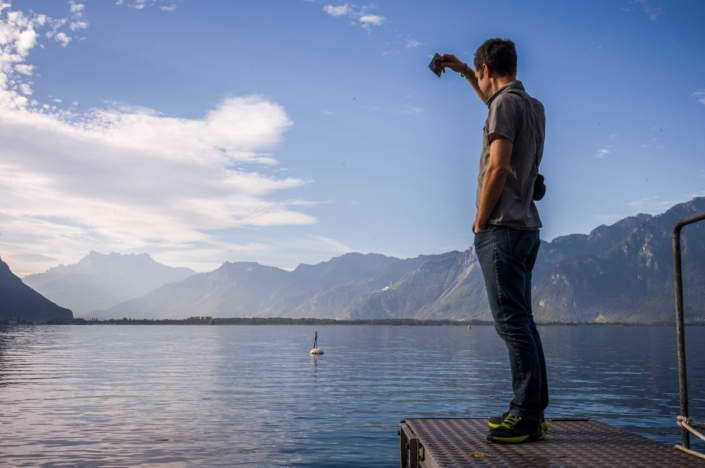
[{"left": 0, "top": 317, "right": 700, "bottom": 326}]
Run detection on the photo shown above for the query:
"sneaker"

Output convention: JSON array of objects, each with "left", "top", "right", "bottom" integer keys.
[
  {"left": 487, "top": 410, "right": 510, "bottom": 429},
  {"left": 488, "top": 411, "right": 548, "bottom": 432},
  {"left": 487, "top": 415, "right": 545, "bottom": 444}
]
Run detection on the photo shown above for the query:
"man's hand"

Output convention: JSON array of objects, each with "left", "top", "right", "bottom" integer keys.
[
  {"left": 439, "top": 54, "right": 485, "bottom": 102},
  {"left": 439, "top": 54, "right": 467, "bottom": 75},
  {"left": 474, "top": 136, "right": 513, "bottom": 233}
]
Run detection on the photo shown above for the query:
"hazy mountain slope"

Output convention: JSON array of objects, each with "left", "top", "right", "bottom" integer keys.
[
  {"left": 266, "top": 253, "right": 400, "bottom": 305},
  {"left": 532, "top": 197, "right": 705, "bottom": 322},
  {"left": 257, "top": 253, "right": 455, "bottom": 319},
  {"left": 0, "top": 257, "right": 73, "bottom": 321},
  {"left": 91, "top": 262, "right": 291, "bottom": 319},
  {"left": 95, "top": 253, "right": 404, "bottom": 320},
  {"left": 23, "top": 251, "right": 195, "bottom": 315},
  {"left": 348, "top": 249, "right": 490, "bottom": 320}
]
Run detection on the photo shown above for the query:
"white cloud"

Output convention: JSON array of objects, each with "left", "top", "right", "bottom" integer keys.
[
  {"left": 19, "top": 83, "right": 32, "bottom": 94},
  {"left": 68, "top": 1, "right": 88, "bottom": 30},
  {"left": 405, "top": 39, "right": 423, "bottom": 49},
  {"left": 117, "top": 1, "right": 179, "bottom": 12},
  {"left": 359, "top": 14, "right": 384, "bottom": 29},
  {"left": 693, "top": 89, "right": 705, "bottom": 105},
  {"left": 323, "top": 4, "right": 352, "bottom": 17},
  {"left": 322, "top": 4, "right": 384, "bottom": 30},
  {"left": 55, "top": 32, "right": 71, "bottom": 47},
  {"left": 15, "top": 64, "right": 34, "bottom": 75},
  {"left": 595, "top": 148, "right": 610, "bottom": 158},
  {"left": 0, "top": 2, "right": 317, "bottom": 275}
]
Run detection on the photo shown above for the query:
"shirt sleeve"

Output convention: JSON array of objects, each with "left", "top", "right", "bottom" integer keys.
[{"left": 486, "top": 95, "right": 519, "bottom": 143}]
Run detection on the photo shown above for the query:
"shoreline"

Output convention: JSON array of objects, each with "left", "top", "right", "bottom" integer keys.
[{"left": 3, "top": 317, "right": 704, "bottom": 326}]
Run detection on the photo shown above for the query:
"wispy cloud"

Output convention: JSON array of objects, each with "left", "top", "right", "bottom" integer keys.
[
  {"left": 405, "top": 39, "right": 424, "bottom": 49},
  {"left": 402, "top": 105, "right": 424, "bottom": 116},
  {"left": 116, "top": 0, "right": 177, "bottom": 11},
  {"left": 0, "top": 2, "right": 316, "bottom": 275},
  {"left": 640, "top": 137, "right": 659, "bottom": 148},
  {"left": 628, "top": 195, "right": 688, "bottom": 211},
  {"left": 595, "top": 148, "right": 610, "bottom": 158},
  {"left": 693, "top": 89, "right": 705, "bottom": 105},
  {"left": 629, "top": 0, "right": 662, "bottom": 21},
  {"left": 322, "top": 3, "right": 385, "bottom": 30},
  {"left": 309, "top": 235, "right": 352, "bottom": 253}
]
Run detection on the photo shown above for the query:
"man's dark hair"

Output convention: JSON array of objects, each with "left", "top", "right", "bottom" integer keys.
[{"left": 474, "top": 38, "right": 517, "bottom": 77}]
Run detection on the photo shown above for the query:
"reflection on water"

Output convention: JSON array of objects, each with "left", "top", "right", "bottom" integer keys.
[{"left": 1, "top": 325, "right": 704, "bottom": 467}]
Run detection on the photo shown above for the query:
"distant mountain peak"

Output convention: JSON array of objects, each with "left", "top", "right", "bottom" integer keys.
[{"left": 23, "top": 251, "right": 196, "bottom": 315}]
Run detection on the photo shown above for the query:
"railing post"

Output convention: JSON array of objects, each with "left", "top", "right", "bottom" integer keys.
[
  {"left": 673, "top": 222, "right": 689, "bottom": 449},
  {"left": 672, "top": 210, "right": 705, "bottom": 450}
]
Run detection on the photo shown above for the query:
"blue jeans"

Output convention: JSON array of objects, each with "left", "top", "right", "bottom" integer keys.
[{"left": 474, "top": 225, "right": 548, "bottom": 422}]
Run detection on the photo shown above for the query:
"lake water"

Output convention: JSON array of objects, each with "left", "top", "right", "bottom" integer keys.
[{"left": 1, "top": 325, "right": 705, "bottom": 467}]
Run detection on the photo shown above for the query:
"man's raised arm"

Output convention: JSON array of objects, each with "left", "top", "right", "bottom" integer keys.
[{"left": 439, "top": 54, "right": 485, "bottom": 103}]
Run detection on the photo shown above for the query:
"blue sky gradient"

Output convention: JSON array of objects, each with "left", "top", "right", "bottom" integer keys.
[{"left": 1, "top": 0, "right": 704, "bottom": 274}]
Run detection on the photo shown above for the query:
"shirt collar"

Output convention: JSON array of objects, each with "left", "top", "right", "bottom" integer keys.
[{"left": 485, "top": 80, "right": 525, "bottom": 107}]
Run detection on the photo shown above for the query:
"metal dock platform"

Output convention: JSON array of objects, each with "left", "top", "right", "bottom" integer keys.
[{"left": 399, "top": 417, "right": 705, "bottom": 467}]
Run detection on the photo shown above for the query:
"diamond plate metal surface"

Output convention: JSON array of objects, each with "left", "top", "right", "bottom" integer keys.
[{"left": 402, "top": 418, "right": 705, "bottom": 468}]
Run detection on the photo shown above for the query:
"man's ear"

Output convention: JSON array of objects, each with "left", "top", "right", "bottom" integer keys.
[{"left": 482, "top": 63, "right": 491, "bottom": 78}]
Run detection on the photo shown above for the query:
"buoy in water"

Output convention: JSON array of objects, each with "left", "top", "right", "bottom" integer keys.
[
  {"left": 310, "top": 331, "right": 324, "bottom": 355},
  {"left": 468, "top": 325, "right": 472, "bottom": 329}
]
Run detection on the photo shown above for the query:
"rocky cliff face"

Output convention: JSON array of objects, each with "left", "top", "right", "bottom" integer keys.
[
  {"left": 0, "top": 257, "right": 73, "bottom": 321},
  {"left": 532, "top": 198, "right": 705, "bottom": 322}
]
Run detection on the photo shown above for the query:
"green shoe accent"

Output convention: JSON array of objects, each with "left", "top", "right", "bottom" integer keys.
[
  {"left": 488, "top": 412, "right": 548, "bottom": 432},
  {"left": 487, "top": 415, "right": 545, "bottom": 444},
  {"left": 487, "top": 410, "right": 510, "bottom": 429}
]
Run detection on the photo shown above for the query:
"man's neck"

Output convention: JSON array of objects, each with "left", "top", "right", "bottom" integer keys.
[{"left": 487, "top": 76, "right": 517, "bottom": 99}]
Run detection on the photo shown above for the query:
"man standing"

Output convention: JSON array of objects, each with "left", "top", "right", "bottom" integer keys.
[{"left": 440, "top": 39, "right": 548, "bottom": 444}]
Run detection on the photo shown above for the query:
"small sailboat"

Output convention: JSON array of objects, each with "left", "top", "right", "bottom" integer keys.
[{"left": 310, "top": 331, "right": 324, "bottom": 355}]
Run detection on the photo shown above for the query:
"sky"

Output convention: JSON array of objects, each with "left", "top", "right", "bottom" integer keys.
[{"left": 0, "top": 0, "right": 704, "bottom": 276}]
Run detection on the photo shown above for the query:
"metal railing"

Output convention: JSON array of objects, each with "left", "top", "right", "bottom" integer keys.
[{"left": 673, "top": 210, "right": 705, "bottom": 458}]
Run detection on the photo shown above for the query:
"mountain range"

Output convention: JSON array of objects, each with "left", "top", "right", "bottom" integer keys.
[
  {"left": 23, "top": 251, "right": 195, "bottom": 316},
  {"left": 78, "top": 197, "right": 705, "bottom": 323}
]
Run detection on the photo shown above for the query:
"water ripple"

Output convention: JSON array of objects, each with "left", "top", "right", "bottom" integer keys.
[{"left": 1, "top": 325, "right": 704, "bottom": 466}]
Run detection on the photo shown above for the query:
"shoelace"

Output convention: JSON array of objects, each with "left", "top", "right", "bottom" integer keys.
[{"left": 499, "top": 415, "right": 522, "bottom": 429}]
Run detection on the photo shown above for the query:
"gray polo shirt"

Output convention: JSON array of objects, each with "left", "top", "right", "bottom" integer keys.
[{"left": 477, "top": 80, "right": 545, "bottom": 230}]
